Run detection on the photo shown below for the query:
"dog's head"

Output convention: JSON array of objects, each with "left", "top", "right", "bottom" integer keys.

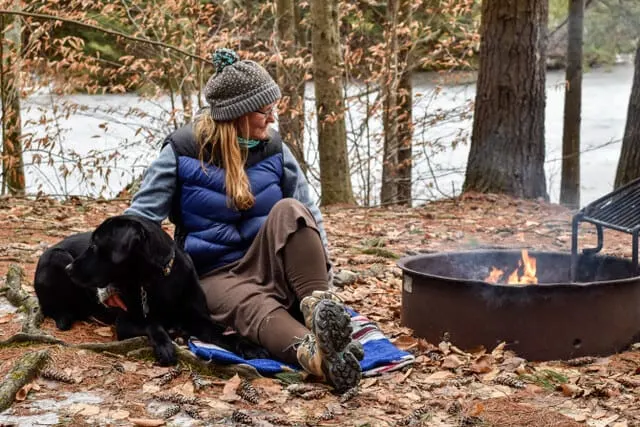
[{"left": 66, "top": 215, "right": 173, "bottom": 288}]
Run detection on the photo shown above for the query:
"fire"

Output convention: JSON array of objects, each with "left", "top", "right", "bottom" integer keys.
[{"left": 484, "top": 250, "right": 538, "bottom": 285}]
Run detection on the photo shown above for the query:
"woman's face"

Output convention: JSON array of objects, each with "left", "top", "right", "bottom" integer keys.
[{"left": 240, "top": 103, "right": 277, "bottom": 140}]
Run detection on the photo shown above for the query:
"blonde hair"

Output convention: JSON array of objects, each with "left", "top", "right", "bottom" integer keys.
[{"left": 194, "top": 111, "right": 255, "bottom": 210}]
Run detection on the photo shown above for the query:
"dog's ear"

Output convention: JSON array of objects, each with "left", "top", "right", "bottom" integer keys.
[{"left": 111, "top": 226, "right": 141, "bottom": 264}]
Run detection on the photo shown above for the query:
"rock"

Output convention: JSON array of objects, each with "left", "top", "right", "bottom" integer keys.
[{"left": 333, "top": 270, "right": 358, "bottom": 288}]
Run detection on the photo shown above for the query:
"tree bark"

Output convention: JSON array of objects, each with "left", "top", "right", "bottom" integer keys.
[
  {"left": 0, "top": 350, "right": 50, "bottom": 412},
  {"left": 380, "top": 0, "right": 400, "bottom": 205},
  {"left": 310, "top": 0, "right": 354, "bottom": 205},
  {"left": 380, "top": 0, "right": 413, "bottom": 206},
  {"left": 275, "top": 0, "right": 307, "bottom": 174},
  {"left": 463, "top": 0, "right": 548, "bottom": 200},
  {"left": 560, "top": 0, "right": 584, "bottom": 209},
  {"left": 0, "top": 2, "right": 25, "bottom": 195},
  {"left": 614, "top": 41, "right": 640, "bottom": 188},
  {"left": 396, "top": 0, "right": 413, "bottom": 206}
]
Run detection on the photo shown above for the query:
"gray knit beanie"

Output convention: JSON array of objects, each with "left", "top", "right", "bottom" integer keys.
[{"left": 204, "top": 48, "right": 281, "bottom": 121}]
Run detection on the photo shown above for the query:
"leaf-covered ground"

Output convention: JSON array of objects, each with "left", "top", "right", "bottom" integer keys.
[{"left": 0, "top": 194, "right": 639, "bottom": 426}]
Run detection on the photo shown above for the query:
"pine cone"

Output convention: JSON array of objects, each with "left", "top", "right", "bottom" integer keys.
[
  {"left": 41, "top": 368, "right": 75, "bottom": 384},
  {"left": 449, "top": 377, "right": 473, "bottom": 388},
  {"left": 565, "top": 356, "right": 596, "bottom": 367},
  {"left": 447, "top": 401, "right": 462, "bottom": 415},
  {"left": 286, "top": 383, "right": 320, "bottom": 396},
  {"left": 155, "top": 392, "right": 199, "bottom": 405},
  {"left": 191, "top": 372, "right": 212, "bottom": 392},
  {"left": 494, "top": 374, "right": 526, "bottom": 389},
  {"left": 157, "top": 368, "right": 182, "bottom": 386},
  {"left": 263, "top": 415, "right": 296, "bottom": 426},
  {"left": 183, "top": 405, "right": 202, "bottom": 420},
  {"left": 232, "top": 409, "right": 253, "bottom": 425},
  {"left": 300, "top": 389, "right": 326, "bottom": 400},
  {"left": 161, "top": 404, "right": 181, "bottom": 419},
  {"left": 317, "top": 407, "right": 334, "bottom": 421},
  {"left": 238, "top": 379, "right": 259, "bottom": 404},
  {"left": 459, "top": 415, "right": 483, "bottom": 426},
  {"left": 616, "top": 377, "right": 640, "bottom": 388}
]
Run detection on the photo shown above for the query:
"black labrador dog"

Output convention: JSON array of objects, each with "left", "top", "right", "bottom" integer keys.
[
  {"left": 34, "top": 214, "right": 268, "bottom": 365},
  {"left": 34, "top": 231, "right": 114, "bottom": 330}
]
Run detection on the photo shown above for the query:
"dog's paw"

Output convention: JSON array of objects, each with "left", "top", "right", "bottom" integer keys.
[
  {"left": 154, "top": 343, "right": 178, "bottom": 366},
  {"left": 55, "top": 316, "right": 74, "bottom": 331}
]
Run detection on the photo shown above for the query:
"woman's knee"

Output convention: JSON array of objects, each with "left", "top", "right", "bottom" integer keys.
[{"left": 271, "top": 198, "right": 305, "bottom": 214}]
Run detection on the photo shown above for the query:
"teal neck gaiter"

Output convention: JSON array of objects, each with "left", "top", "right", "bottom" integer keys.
[{"left": 238, "top": 137, "right": 261, "bottom": 149}]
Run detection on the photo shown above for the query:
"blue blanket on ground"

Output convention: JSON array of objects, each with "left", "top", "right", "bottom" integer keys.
[{"left": 188, "top": 310, "right": 415, "bottom": 377}]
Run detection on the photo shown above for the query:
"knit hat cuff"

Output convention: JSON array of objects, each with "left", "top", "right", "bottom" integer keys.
[{"left": 210, "top": 83, "right": 281, "bottom": 121}]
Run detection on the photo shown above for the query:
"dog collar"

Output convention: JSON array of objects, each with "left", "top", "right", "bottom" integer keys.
[
  {"left": 162, "top": 249, "right": 175, "bottom": 276},
  {"left": 140, "top": 287, "right": 149, "bottom": 318}
]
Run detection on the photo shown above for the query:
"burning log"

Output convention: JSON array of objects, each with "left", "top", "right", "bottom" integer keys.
[{"left": 484, "top": 250, "right": 538, "bottom": 285}]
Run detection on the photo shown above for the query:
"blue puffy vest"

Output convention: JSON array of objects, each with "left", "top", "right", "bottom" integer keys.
[{"left": 163, "top": 124, "right": 284, "bottom": 276}]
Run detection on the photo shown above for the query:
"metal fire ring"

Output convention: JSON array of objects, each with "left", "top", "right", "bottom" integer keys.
[{"left": 397, "top": 249, "right": 640, "bottom": 361}]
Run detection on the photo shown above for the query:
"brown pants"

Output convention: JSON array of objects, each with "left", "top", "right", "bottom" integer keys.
[{"left": 200, "top": 198, "right": 329, "bottom": 364}]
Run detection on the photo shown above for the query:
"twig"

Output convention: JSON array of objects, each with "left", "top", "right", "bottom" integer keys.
[
  {"left": 74, "top": 336, "right": 150, "bottom": 354},
  {"left": 0, "top": 349, "right": 50, "bottom": 412},
  {"left": 0, "top": 332, "right": 65, "bottom": 347},
  {"left": 0, "top": 9, "right": 212, "bottom": 65}
]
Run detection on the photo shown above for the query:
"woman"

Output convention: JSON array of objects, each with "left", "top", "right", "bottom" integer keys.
[{"left": 100, "top": 48, "right": 362, "bottom": 393}]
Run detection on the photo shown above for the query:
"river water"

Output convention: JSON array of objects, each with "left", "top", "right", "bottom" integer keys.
[{"left": 20, "top": 63, "right": 634, "bottom": 207}]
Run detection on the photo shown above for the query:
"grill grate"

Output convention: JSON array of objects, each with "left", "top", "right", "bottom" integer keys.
[{"left": 571, "top": 177, "right": 640, "bottom": 281}]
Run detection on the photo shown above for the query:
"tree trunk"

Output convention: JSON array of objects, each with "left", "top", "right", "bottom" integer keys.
[
  {"left": 463, "top": 0, "right": 548, "bottom": 200},
  {"left": 560, "top": 0, "right": 584, "bottom": 209},
  {"left": 275, "top": 0, "right": 307, "bottom": 175},
  {"left": 380, "top": 0, "right": 400, "bottom": 205},
  {"left": 614, "top": 41, "right": 640, "bottom": 189},
  {"left": 396, "top": 0, "right": 413, "bottom": 206},
  {"left": 0, "top": 4, "right": 25, "bottom": 196},
  {"left": 380, "top": 0, "right": 413, "bottom": 206},
  {"left": 310, "top": 0, "right": 354, "bottom": 205}
]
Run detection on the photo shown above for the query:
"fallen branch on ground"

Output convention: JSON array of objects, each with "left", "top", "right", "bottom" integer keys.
[
  {"left": 74, "top": 336, "right": 149, "bottom": 354},
  {"left": 0, "top": 349, "right": 50, "bottom": 412},
  {"left": 0, "top": 332, "right": 65, "bottom": 348},
  {"left": 5, "top": 264, "right": 43, "bottom": 334}
]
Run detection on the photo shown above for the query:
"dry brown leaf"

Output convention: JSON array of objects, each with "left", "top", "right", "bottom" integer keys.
[
  {"left": 220, "top": 373, "right": 241, "bottom": 402},
  {"left": 470, "top": 354, "right": 494, "bottom": 374},
  {"left": 142, "top": 383, "right": 161, "bottom": 394},
  {"left": 251, "top": 377, "right": 282, "bottom": 395},
  {"left": 491, "top": 341, "right": 506, "bottom": 359},
  {"left": 392, "top": 335, "right": 419, "bottom": 351},
  {"left": 15, "top": 383, "right": 34, "bottom": 401},
  {"left": 438, "top": 341, "right": 451, "bottom": 355},
  {"left": 442, "top": 354, "right": 464, "bottom": 369},
  {"left": 423, "top": 371, "right": 454, "bottom": 384},
  {"left": 105, "top": 409, "right": 130, "bottom": 420},
  {"left": 129, "top": 418, "right": 166, "bottom": 427},
  {"left": 70, "top": 403, "right": 101, "bottom": 416},
  {"left": 469, "top": 402, "right": 485, "bottom": 417},
  {"left": 560, "top": 383, "right": 583, "bottom": 397},
  {"left": 0, "top": 314, "right": 12, "bottom": 324},
  {"left": 94, "top": 326, "right": 114, "bottom": 337},
  {"left": 170, "top": 381, "right": 194, "bottom": 397}
]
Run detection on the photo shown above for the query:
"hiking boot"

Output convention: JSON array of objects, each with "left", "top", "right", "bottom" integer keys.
[
  {"left": 300, "top": 290, "right": 344, "bottom": 330},
  {"left": 296, "top": 299, "right": 362, "bottom": 393}
]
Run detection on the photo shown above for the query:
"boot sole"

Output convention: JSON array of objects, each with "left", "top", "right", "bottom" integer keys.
[{"left": 312, "top": 299, "right": 362, "bottom": 393}]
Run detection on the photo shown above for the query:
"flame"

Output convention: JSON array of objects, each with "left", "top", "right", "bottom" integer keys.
[{"left": 484, "top": 250, "right": 538, "bottom": 285}]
